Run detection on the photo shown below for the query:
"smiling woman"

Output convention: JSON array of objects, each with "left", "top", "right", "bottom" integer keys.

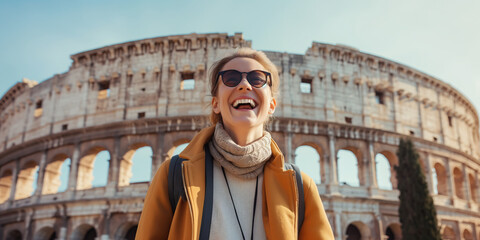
[{"left": 136, "top": 48, "right": 334, "bottom": 240}]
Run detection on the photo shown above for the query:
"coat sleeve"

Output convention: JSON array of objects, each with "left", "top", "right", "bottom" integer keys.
[
  {"left": 298, "top": 172, "right": 335, "bottom": 240},
  {"left": 136, "top": 159, "right": 173, "bottom": 240}
]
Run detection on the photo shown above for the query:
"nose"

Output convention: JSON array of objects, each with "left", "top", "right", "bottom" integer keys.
[{"left": 237, "top": 73, "right": 252, "bottom": 91}]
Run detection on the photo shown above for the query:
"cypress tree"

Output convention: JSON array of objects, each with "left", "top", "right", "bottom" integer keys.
[{"left": 395, "top": 138, "right": 441, "bottom": 240}]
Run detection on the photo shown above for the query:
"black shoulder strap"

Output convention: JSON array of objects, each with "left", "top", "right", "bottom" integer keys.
[
  {"left": 199, "top": 145, "right": 214, "bottom": 240},
  {"left": 168, "top": 155, "right": 187, "bottom": 213},
  {"left": 167, "top": 146, "right": 214, "bottom": 240},
  {"left": 285, "top": 162, "right": 305, "bottom": 235}
]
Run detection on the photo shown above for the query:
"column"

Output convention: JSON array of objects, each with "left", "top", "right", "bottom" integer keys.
[
  {"left": 328, "top": 129, "right": 338, "bottom": 184},
  {"left": 334, "top": 211, "right": 342, "bottom": 240},
  {"left": 67, "top": 143, "right": 80, "bottom": 199},
  {"left": 33, "top": 149, "right": 48, "bottom": 201},
  {"left": 425, "top": 153, "right": 435, "bottom": 194},
  {"left": 367, "top": 141, "right": 378, "bottom": 188},
  {"left": 106, "top": 137, "right": 120, "bottom": 196},
  {"left": 58, "top": 204, "right": 68, "bottom": 240},
  {"left": 7, "top": 160, "right": 20, "bottom": 204},
  {"left": 285, "top": 131, "right": 294, "bottom": 164},
  {"left": 445, "top": 159, "right": 455, "bottom": 204},
  {"left": 154, "top": 130, "right": 165, "bottom": 174},
  {"left": 376, "top": 214, "right": 386, "bottom": 240},
  {"left": 463, "top": 164, "right": 472, "bottom": 205},
  {"left": 101, "top": 210, "right": 111, "bottom": 240}
]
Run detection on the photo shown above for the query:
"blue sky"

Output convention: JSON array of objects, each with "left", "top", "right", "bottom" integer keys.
[
  {"left": 1, "top": 0, "right": 479, "bottom": 115},
  {"left": 2, "top": 0, "right": 478, "bottom": 194}
]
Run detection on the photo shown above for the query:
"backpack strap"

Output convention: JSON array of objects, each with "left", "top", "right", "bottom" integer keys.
[
  {"left": 198, "top": 145, "right": 214, "bottom": 240},
  {"left": 285, "top": 162, "right": 305, "bottom": 235},
  {"left": 167, "top": 145, "right": 214, "bottom": 240},
  {"left": 168, "top": 155, "right": 187, "bottom": 213}
]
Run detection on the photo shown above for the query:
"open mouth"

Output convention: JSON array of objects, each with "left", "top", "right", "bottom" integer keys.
[{"left": 232, "top": 99, "right": 257, "bottom": 110}]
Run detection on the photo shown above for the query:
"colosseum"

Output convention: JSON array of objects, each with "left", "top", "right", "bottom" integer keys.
[{"left": 0, "top": 33, "right": 479, "bottom": 240}]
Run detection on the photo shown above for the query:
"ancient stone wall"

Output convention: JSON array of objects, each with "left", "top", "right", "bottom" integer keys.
[{"left": 0, "top": 33, "right": 479, "bottom": 240}]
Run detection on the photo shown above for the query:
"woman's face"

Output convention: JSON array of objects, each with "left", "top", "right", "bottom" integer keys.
[{"left": 212, "top": 57, "right": 276, "bottom": 133}]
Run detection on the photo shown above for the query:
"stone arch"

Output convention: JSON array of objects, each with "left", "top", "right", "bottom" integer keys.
[
  {"left": 468, "top": 173, "right": 477, "bottom": 202},
  {"left": 337, "top": 147, "right": 363, "bottom": 187},
  {"left": 294, "top": 143, "right": 323, "bottom": 184},
  {"left": 345, "top": 221, "right": 371, "bottom": 240},
  {"left": 119, "top": 143, "right": 153, "bottom": 186},
  {"left": 166, "top": 138, "right": 191, "bottom": 159},
  {"left": 77, "top": 147, "right": 110, "bottom": 190},
  {"left": 375, "top": 153, "right": 392, "bottom": 190},
  {"left": 15, "top": 160, "right": 39, "bottom": 199},
  {"left": 377, "top": 151, "right": 398, "bottom": 189},
  {"left": 433, "top": 163, "right": 448, "bottom": 195},
  {"left": 453, "top": 167, "right": 465, "bottom": 199},
  {"left": 0, "top": 168, "right": 13, "bottom": 203},
  {"left": 6, "top": 229, "right": 22, "bottom": 240},
  {"left": 34, "top": 226, "right": 56, "bottom": 240},
  {"left": 71, "top": 224, "right": 97, "bottom": 240},
  {"left": 463, "top": 229, "right": 474, "bottom": 240},
  {"left": 114, "top": 222, "right": 138, "bottom": 240},
  {"left": 442, "top": 226, "right": 456, "bottom": 240},
  {"left": 385, "top": 223, "right": 401, "bottom": 240},
  {"left": 43, "top": 153, "right": 70, "bottom": 194}
]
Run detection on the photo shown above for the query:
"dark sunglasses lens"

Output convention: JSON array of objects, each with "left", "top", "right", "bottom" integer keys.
[
  {"left": 222, "top": 71, "right": 242, "bottom": 87},
  {"left": 247, "top": 71, "right": 267, "bottom": 87}
]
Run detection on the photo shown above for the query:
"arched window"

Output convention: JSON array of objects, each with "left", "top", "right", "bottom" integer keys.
[
  {"left": 346, "top": 224, "right": 361, "bottom": 240},
  {"left": 92, "top": 150, "right": 109, "bottom": 187},
  {"left": 124, "top": 225, "right": 138, "bottom": 240},
  {"left": 84, "top": 227, "right": 97, "bottom": 240},
  {"left": 130, "top": 146, "right": 153, "bottom": 183},
  {"left": 468, "top": 174, "right": 477, "bottom": 202},
  {"left": 15, "top": 161, "right": 39, "bottom": 199},
  {"left": 375, "top": 153, "right": 392, "bottom": 190},
  {"left": 432, "top": 163, "right": 448, "bottom": 195},
  {"left": 295, "top": 145, "right": 321, "bottom": 184},
  {"left": 337, "top": 149, "right": 360, "bottom": 187},
  {"left": 463, "top": 229, "right": 474, "bottom": 240},
  {"left": 6, "top": 229, "right": 22, "bottom": 240},
  {"left": 385, "top": 223, "right": 401, "bottom": 240},
  {"left": 453, "top": 167, "right": 465, "bottom": 199},
  {"left": 0, "top": 170, "right": 13, "bottom": 203},
  {"left": 442, "top": 226, "right": 456, "bottom": 240},
  {"left": 43, "top": 155, "right": 70, "bottom": 194},
  {"left": 77, "top": 148, "right": 110, "bottom": 190}
]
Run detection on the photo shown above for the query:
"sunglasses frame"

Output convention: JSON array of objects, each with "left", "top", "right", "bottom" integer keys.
[{"left": 217, "top": 70, "right": 272, "bottom": 88}]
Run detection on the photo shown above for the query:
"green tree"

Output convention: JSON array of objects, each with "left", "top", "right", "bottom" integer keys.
[{"left": 395, "top": 138, "right": 441, "bottom": 240}]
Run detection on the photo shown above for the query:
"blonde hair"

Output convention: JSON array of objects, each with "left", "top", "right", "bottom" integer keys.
[{"left": 209, "top": 48, "right": 279, "bottom": 125}]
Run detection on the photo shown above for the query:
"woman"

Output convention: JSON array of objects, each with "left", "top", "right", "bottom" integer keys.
[{"left": 136, "top": 48, "right": 334, "bottom": 240}]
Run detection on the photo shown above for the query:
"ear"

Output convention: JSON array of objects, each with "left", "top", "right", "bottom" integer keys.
[
  {"left": 212, "top": 97, "right": 221, "bottom": 114},
  {"left": 268, "top": 97, "right": 276, "bottom": 115}
]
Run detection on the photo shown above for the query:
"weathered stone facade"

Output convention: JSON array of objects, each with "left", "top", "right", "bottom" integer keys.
[{"left": 0, "top": 33, "right": 479, "bottom": 240}]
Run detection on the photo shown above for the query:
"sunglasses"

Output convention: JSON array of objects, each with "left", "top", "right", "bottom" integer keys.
[{"left": 217, "top": 70, "right": 271, "bottom": 88}]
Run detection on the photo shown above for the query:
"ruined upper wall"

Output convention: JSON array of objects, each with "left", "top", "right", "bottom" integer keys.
[{"left": 0, "top": 32, "right": 478, "bottom": 158}]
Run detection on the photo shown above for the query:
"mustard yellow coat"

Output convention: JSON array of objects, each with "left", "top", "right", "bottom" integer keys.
[{"left": 136, "top": 126, "right": 334, "bottom": 240}]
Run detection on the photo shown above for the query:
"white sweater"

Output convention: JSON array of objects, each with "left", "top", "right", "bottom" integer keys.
[{"left": 209, "top": 163, "right": 267, "bottom": 240}]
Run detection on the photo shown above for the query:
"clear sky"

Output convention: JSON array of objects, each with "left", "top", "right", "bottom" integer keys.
[
  {"left": 1, "top": 0, "right": 479, "bottom": 116},
  {"left": 2, "top": 0, "right": 479, "bottom": 192}
]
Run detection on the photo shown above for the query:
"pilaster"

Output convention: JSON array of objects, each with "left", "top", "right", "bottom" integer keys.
[
  {"left": 67, "top": 143, "right": 80, "bottom": 199},
  {"left": 425, "top": 153, "right": 435, "bottom": 194},
  {"left": 445, "top": 158, "right": 455, "bottom": 205},
  {"left": 33, "top": 149, "right": 48, "bottom": 202}
]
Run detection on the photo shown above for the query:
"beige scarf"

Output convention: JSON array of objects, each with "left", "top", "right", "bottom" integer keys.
[{"left": 208, "top": 123, "right": 272, "bottom": 179}]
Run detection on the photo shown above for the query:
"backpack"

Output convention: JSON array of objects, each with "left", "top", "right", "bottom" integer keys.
[{"left": 167, "top": 147, "right": 305, "bottom": 238}]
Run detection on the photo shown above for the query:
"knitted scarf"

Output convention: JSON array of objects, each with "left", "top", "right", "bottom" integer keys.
[{"left": 208, "top": 123, "right": 272, "bottom": 179}]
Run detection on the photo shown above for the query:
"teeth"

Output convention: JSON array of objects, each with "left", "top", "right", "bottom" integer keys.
[{"left": 233, "top": 99, "right": 256, "bottom": 108}]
